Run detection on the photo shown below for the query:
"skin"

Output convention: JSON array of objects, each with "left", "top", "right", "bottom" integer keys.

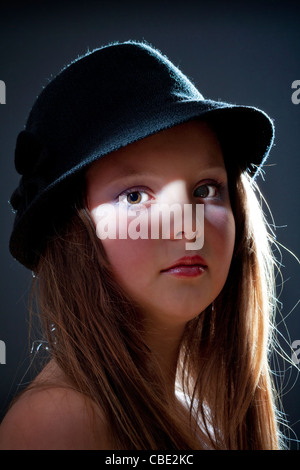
[
  {"left": 0, "top": 120, "right": 235, "bottom": 449},
  {"left": 0, "top": 362, "right": 109, "bottom": 450},
  {"left": 86, "top": 120, "right": 236, "bottom": 390}
]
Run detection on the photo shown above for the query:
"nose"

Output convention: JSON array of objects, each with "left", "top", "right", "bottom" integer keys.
[{"left": 157, "top": 180, "right": 204, "bottom": 247}]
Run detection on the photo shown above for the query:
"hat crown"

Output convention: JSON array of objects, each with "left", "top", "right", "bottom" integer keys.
[
  {"left": 17, "top": 42, "right": 203, "bottom": 186},
  {"left": 27, "top": 41, "right": 203, "bottom": 131}
]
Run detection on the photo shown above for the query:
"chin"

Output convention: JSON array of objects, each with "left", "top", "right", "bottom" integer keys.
[{"left": 158, "top": 304, "right": 206, "bottom": 326}]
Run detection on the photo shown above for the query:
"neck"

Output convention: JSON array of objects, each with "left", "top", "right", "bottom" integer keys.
[{"left": 144, "top": 320, "right": 185, "bottom": 400}]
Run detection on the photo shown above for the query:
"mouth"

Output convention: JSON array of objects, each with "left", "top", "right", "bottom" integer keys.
[{"left": 160, "top": 255, "right": 207, "bottom": 278}]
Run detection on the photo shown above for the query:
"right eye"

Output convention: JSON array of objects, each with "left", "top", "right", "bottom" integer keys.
[
  {"left": 118, "top": 188, "right": 152, "bottom": 206},
  {"left": 127, "top": 191, "right": 143, "bottom": 204}
]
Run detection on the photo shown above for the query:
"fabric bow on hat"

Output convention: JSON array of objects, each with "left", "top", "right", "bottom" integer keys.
[{"left": 10, "top": 131, "right": 45, "bottom": 212}]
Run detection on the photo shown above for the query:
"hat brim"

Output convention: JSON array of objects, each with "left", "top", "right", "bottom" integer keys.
[{"left": 9, "top": 99, "right": 274, "bottom": 270}]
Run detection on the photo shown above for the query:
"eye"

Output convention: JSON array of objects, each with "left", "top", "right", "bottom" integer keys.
[
  {"left": 118, "top": 188, "right": 152, "bottom": 206},
  {"left": 127, "top": 191, "right": 143, "bottom": 204},
  {"left": 193, "top": 183, "right": 220, "bottom": 199}
]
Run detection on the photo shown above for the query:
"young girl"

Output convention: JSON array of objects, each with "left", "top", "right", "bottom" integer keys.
[{"left": 0, "top": 40, "right": 284, "bottom": 449}]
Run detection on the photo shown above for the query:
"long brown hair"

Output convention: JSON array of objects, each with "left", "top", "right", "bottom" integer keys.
[{"left": 30, "top": 165, "right": 285, "bottom": 449}]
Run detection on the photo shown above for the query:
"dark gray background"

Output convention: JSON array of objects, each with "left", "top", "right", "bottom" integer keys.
[{"left": 0, "top": 0, "right": 299, "bottom": 449}]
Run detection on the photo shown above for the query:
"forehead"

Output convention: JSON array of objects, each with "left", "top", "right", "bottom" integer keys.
[{"left": 85, "top": 120, "right": 225, "bottom": 184}]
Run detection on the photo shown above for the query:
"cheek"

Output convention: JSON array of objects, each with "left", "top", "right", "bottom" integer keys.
[
  {"left": 205, "top": 206, "right": 236, "bottom": 259},
  {"left": 101, "top": 238, "right": 155, "bottom": 289},
  {"left": 90, "top": 204, "right": 156, "bottom": 287}
]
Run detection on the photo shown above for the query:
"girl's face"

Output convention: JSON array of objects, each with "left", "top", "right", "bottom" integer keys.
[{"left": 86, "top": 121, "right": 235, "bottom": 330}]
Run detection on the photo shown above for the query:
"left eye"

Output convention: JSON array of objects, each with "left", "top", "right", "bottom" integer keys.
[{"left": 193, "top": 184, "right": 218, "bottom": 199}]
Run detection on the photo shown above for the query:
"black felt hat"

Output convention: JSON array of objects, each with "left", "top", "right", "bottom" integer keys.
[{"left": 9, "top": 40, "right": 274, "bottom": 270}]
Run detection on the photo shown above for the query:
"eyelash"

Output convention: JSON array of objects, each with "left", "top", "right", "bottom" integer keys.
[
  {"left": 117, "top": 181, "right": 224, "bottom": 205},
  {"left": 193, "top": 181, "right": 224, "bottom": 198},
  {"left": 117, "top": 186, "right": 153, "bottom": 205}
]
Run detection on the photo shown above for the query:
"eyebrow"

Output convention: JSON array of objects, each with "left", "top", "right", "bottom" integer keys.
[
  {"left": 198, "top": 166, "right": 228, "bottom": 178},
  {"left": 104, "top": 169, "right": 161, "bottom": 185},
  {"left": 106, "top": 165, "right": 227, "bottom": 183}
]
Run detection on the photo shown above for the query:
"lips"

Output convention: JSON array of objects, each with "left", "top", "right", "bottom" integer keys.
[{"left": 161, "top": 255, "right": 207, "bottom": 277}]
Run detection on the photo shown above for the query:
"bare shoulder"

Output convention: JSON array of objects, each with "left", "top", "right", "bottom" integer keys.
[{"left": 0, "top": 361, "right": 110, "bottom": 450}]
